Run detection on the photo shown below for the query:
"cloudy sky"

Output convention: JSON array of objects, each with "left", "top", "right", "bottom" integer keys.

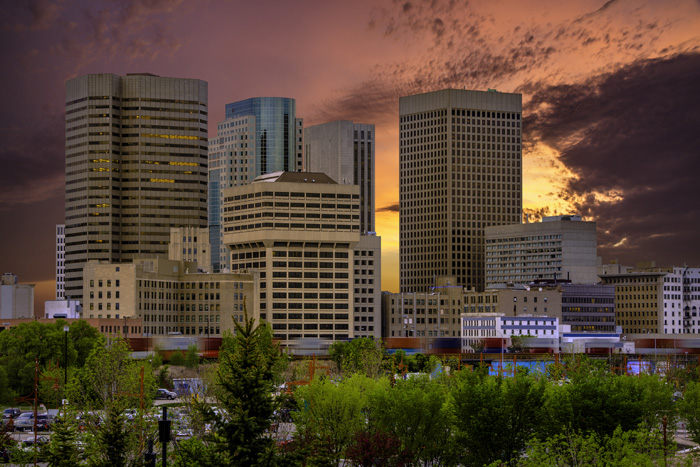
[{"left": 1, "top": 0, "right": 699, "bottom": 307}]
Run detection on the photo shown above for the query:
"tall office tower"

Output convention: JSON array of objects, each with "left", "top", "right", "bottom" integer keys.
[
  {"left": 305, "top": 121, "right": 375, "bottom": 233},
  {"left": 222, "top": 171, "right": 361, "bottom": 345},
  {"left": 399, "top": 89, "right": 522, "bottom": 293},
  {"left": 305, "top": 121, "right": 381, "bottom": 338},
  {"left": 56, "top": 224, "right": 65, "bottom": 299},
  {"left": 209, "top": 97, "right": 303, "bottom": 272},
  {"left": 65, "top": 73, "right": 208, "bottom": 303}
]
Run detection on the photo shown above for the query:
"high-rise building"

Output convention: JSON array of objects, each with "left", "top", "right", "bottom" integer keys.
[
  {"left": 222, "top": 171, "right": 361, "bottom": 344},
  {"left": 64, "top": 73, "right": 208, "bottom": 303},
  {"left": 399, "top": 89, "right": 522, "bottom": 293},
  {"left": 56, "top": 224, "right": 65, "bottom": 299},
  {"left": 485, "top": 215, "right": 598, "bottom": 286},
  {"left": 304, "top": 121, "right": 375, "bottom": 233},
  {"left": 305, "top": 120, "right": 381, "bottom": 338},
  {"left": 209, "top": 97, "right": 303, "bottom": 272},
  {"left": 0, "top": 273, "right": 35, "bottom": 319}
]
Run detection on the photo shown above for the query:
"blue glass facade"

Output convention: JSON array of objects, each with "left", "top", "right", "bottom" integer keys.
[{"left": 225, "top": 97, "right": 297, "bottom": 176}]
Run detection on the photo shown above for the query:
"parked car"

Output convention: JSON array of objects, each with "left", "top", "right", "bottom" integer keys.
[
  {"left": 13, "top": 412, "right": 35, "bottom": 432},
  {"left": 2, "top": 408, "right": 21, "bottom": 425},
  {"left": 36, "top": 413, "right": 55, "bottom": 431},
  {"left": 155, "top": 388, "right": 177, "bottom": 400}
]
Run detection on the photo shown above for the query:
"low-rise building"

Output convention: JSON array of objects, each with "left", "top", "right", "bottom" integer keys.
[{"left": 82, "top": 258, "right": 257, "bottom": 337}]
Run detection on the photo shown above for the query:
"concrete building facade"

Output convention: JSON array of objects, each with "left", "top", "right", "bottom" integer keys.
[
  {"left": 169, "top": 226, "right": 211, "bottom": 273},
  {"left": 209, "top": 97, "right": 303, "bottom": 273},
  {"left": 222, "top": 172, "right": 360, "bottom": 344},
  {"left": 485, "top": 215, "right": 598, "bottom": 286},
  {"left": 64, "top": 73, "right": 209, "bottom": 303},
  {"left": 0, "top": 273, "right": 35, "bottom": 320},
  {"left": 82, "top": 258, "right": 256, "bottom": 337},
  {"left": 56, "top": 224, "right": 66, "bottom": 299},
  {"left": 304, "top": 121, "right": 376, "bottom": 234},
  {"left": 399, "top": 89, "right": 522, "bottom": 293},
  {"left": 560, "top": 283, "right": 616, "bottom": 333}
]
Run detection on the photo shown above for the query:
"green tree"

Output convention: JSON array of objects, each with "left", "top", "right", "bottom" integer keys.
[
  {"left": 328, "top": 338, "right": 385, "bottom": 378},
  {"left": 44, "top": 415, "right": 83, "bottom": 466},
  {"left": 185, "top": 344, "right": 200, "bottom": 369},
  {"left": 84, "top": 404, "right": 140, "bottom": 467},
  {"left": 0, "top": 320, "right": 103, "bottom": 398},
  {"left": 449, "top": 372, "right": 546, "bottom": 467},
  {"left": 293, "top": 374, "right": 376, "bottom": 466},
  {"left": 170, "top": 350, "right": 186, "bottom": 366},
  {"left": 213, "top": 312, "right": 282, "bottom": 466},
  {"left": 678, "top": 381, "right": 700, "bottom": 445},
  {"left": 369, "top": 375, "right": 456, "bottom": 466}
]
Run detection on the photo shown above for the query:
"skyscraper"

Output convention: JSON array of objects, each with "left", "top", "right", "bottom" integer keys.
[
  {"left": 305, "top": 120, "right": 381, "bottom": 338},
  {"left": 208, "top": 97, "right": 303, "bottom": 272},
  {"left": 64, "top": 73, "right": 208, "bottom": 303},
  {"left": 304, "top": 120, "right": 375, "bottom": 234},
  {"left": 399, "top": 89, "right": 522, "bottom": 293}
]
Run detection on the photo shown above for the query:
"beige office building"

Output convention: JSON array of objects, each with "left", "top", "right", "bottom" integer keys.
[
  {"left": 0, "top": 273, "right": 35, "bottom": 320},
  {"left": 399, "top": 89, "right": 522, "bottom": 293},
  {"left": 222, "top": 172, "right": 361, "bottom": 343},
  {"left": 83, "top": 258, "right": 256, "bottom": 337},
  {"left": 64, "top": 73, "right": 208, "bottom": 303},
  {"left": 485, "top": 215, "right": 598, "bottom": 286},
  {"left": 383, "top": 279, "right": 562, "bottom": 338},
  {"left": 169, "top": 226, "right": 211, "bottom": 273}
]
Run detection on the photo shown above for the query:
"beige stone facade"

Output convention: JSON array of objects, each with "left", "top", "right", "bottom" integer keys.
[
  {"left": 222, "top": 172, "right": 360, "bottom": 343},
  {"left": 0, "top": 273, "right": 35, "bottom": 319},
  {"left": 169, "top": 226, "right": 212, "bottom": 273},
  {"left": 383, "top": 279, "right": 562, "bottom": 338},
  {"left": 83, "top": 258, "right": 256, "bottom": 337}
]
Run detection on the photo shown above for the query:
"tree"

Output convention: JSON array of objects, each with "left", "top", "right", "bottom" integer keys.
[
  {"left": 44, "top": 415, "right": 83, "bottom": 466},
  {"left": 369, "top": 375, "right": 456, "bottom": 466},
  {"left": 170, "top": 350, "right": 186, "bottom": 366},
  {"left": 0, "top": 320, "right": 103, "bottom": 398},
  {"left": 185, "top": 344, "right": 200, "bottom": 369},
  {"left": 449, "top": 371, "right": 546, "bottom": 467},
  {"left": 678, "top": 381, "right": 700, "bottom": 445},
  {"left": 293, "top": 374, "right": 376, "bottom": 466},
  {"left": 84, "top": 404, "right": 141, "bottom": 467},
  {"left": 213, "top": 311, "right": 283, "bottom": 466},
  {"left": 328, "top": 338, "right": 385, "bottom": 378}
]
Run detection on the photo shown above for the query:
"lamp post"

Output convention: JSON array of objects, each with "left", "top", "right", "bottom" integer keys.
[
  {"left": 63, "top": 325, "right": 69, "bottom": 387},
  {"left": 495, "top": 329, "right": 505, "bottom": 377}
]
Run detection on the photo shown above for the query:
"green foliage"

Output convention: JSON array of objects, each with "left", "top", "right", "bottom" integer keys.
[
  {"left": 0, "top": 365, "right": 15, "bottom": 404},
  {"left": 328, "top": 338, "right": 385, "bottom": 378},
  {"left": 172, "top": 436, "right": 224, "bottom": 467},
  {"left": 369, "top": 375, "right": 456, "bottom": 466},
  {"left": 516, "top": 426, "right": 673, "bottom": 467},
  {"left": 449, "top": 372, "right": 546, "bottom": 467},
  {"left": 44, "top": 415, "right": 83, "bottom": 466},
  {"left": 156, "top": 365, "right": 170, "bottom": 388},
  {"left": 0, "top": 320, "right": 102, "bottom": 398},
  {"left": 84, "top": 404, "right": 140, "bottom": 467},
  {"left": 170, "top": 350, "right": 186, "bottom": 366},
  {"left": 68, "top": 338, "right": 156, "bottom": 410},
  {"left": 214, "top": 312, "right": 282, "bottom": 466},
  {"left": 678, "top": 381, "right": 700, "bottom": 444},
  {"left": 540, "top": 372, "right": 677, "bottom": 440},
  {"left": 185, "top": 344, "right": 200, "bottom": 369},
  {"left": 293, "top": 375, "right": 378, "bottom": 466}
]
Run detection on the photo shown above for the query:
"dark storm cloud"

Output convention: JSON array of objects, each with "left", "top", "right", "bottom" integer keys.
[
  {"left": 377, "top": 203, "right": 400, "bottom": 213},
  {"left": 523, "top": 52, "right": 700, "bottom": 266}
]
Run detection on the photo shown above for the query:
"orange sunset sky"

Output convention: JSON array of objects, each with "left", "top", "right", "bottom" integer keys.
[{"left": 0, "top": 0, "right": 699, "bottom": 311}]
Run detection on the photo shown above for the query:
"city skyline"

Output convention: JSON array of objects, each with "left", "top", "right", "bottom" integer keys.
[{"left": 0, "top": 0, "right": 699, "bottom": 309}]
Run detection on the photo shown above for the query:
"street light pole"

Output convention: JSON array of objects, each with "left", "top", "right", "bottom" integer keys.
[{"left": 63, "top": 325, "right": 69, "bottom": 387}]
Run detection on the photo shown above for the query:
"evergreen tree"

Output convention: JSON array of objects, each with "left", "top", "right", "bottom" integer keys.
[
  {"left": 45, "top": 415, "right": 82, "bottom": 466},
  {"left": 214, "top": 308, "right": 282, "bottom": 466}
]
